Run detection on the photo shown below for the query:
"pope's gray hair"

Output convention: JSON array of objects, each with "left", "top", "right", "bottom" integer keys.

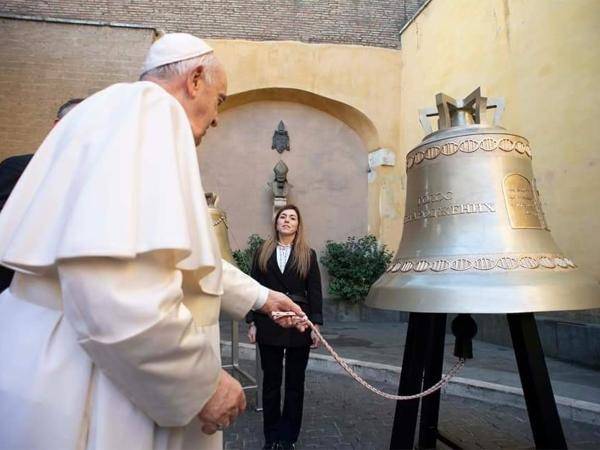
[{"left": 140, "top": 52, "right": 220, "bottom": 84}]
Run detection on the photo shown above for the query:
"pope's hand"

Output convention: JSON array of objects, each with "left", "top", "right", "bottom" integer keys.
[
  {"left": 198, "top": 369, "right": 246, "bottom": 434},
  {"left": 259, "top": 290, "right": 308, "bottom": 332}
]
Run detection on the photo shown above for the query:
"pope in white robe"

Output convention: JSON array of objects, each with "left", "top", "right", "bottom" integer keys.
[{"left": 0, "top": 34, "right": 306, "bottom": 450}]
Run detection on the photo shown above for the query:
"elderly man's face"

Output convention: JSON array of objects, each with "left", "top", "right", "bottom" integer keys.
[{"left": 190, "top": 65, "right": 228, "bottom": 146}]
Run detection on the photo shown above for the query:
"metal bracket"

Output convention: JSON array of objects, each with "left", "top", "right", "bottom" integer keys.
[
  {"left": 221, "top": 320, "right": 262, "bottom": 411},
  {"left": 418, "top": 88, "right": 506, "bottom": 133}
]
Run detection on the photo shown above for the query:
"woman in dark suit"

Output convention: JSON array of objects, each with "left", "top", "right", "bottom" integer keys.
[{"left": 247, "top": 204, "right": 323, "bottom": 450}]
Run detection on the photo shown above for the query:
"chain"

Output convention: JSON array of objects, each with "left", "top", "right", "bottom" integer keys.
[
  {"left": 213, "top": 215, "right": 228, "bottom": 228},
  {"left": 271, "top": 311, "right": 465, "bottom": 401}
]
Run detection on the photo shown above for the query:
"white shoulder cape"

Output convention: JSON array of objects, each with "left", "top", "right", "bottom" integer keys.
[{"left": 0, "top": 81, "right": 222, "bottom": 295}]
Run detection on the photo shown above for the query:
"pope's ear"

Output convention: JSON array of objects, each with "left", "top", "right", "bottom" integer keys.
[{"left": 186, "top": 65, "right": 205, "bottom": 98}]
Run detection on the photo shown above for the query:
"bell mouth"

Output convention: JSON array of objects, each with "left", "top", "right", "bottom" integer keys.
[{"left": 366, "top": 268, "right": 600, "bottom": 314}]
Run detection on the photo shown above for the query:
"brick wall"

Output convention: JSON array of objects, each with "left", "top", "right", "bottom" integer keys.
[
  {"left": 0, "top": 0, "right": 426, "bottom": 49},
  {"left": 0, "top": 18, "right": 153, "bottom": 158}
]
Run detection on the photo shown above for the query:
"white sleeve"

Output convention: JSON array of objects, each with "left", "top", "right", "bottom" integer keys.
[
  {"left": 57, "top": 251, "right": 220, "bottom": 427},
  {"left": 220, "top": 259, "right": 268, "bottom": 320}
]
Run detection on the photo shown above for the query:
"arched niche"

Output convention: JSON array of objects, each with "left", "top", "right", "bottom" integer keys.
[
  {"left": 197, "top": 88, "right": 373, "bottom": 258},
  {"left": 221, "top": 87, "right": 380, "bottom": 151}
]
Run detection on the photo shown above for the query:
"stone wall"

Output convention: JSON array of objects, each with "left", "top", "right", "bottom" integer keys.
[
  {"left": 0, "top": 18, "right": 153, "bottom": 158},
  {"left": 0, "top": 0, "right": 426, "bottom": 49}
]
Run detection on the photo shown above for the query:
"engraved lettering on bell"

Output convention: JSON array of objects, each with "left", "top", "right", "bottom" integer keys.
[
  {"left": 271, "top": 120, "right": 290, "bottom": 154},
  {"left": 404, "top": 188, "right": 496, "bottom": 224},
  {"left": 503, "top": 174, "right": 544, "bottom": 229}
]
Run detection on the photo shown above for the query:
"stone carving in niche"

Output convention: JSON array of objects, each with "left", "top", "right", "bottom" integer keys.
[
  {"left": 268, "top": 159, "right": 291, "bottom": 214},
  {"left": 271, "top": 120, "right": 290, "bottom": 154}
]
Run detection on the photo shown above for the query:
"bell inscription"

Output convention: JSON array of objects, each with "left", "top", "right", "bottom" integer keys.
[
  {"left": 503, "top": 174, "right": 543, "bottom": 229},
  {"left": 404, "top": 190, "right": 496, "bottom": 224}
]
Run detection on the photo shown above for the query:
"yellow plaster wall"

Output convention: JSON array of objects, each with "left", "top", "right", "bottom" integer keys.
[
  {"left": 206, "top": 39, "right": 403, "bottom": 238},
  {"left": 397, "top": 0, "right": 600, "bottom": 288}
]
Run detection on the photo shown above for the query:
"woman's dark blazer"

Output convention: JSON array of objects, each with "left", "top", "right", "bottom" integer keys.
[{"left": 247, "top": 246, "right": 323, "bottom": 347}]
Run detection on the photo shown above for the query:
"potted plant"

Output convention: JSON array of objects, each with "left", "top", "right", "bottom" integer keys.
[{"left": 320, "top": 235, "right": 392, "bottom": 321}]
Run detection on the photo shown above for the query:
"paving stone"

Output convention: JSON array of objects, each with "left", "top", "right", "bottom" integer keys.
[{"left": 224, "top": 362, "right": 600, "bottom": 449}]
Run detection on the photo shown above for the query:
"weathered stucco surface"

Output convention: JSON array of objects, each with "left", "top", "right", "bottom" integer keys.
[
  {"left": 396, "top": 0, "right": 600, "bottom": 320},
  {"left": 198, "top": 100, "right": 368, "bottom": 257}
]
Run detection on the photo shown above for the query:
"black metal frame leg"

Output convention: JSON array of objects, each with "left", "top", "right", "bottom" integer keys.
[
  {"left": 507, "top": 313, "right": 567, "bottom": 449},
  {"left": 418, "top": 313, "right": 447, "bottom": 449},
  {"left": 390, "top": 313, "right": 432, "bottom": 450}
]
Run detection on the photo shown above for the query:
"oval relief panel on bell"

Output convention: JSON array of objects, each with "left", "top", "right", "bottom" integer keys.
[{"left": 502, "top": 174, "right": 544, "bottom": 229}]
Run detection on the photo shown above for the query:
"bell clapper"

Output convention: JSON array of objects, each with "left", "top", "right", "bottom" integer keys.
[{"left": 452, "top": 314, "right": 478, "bottom": 360}]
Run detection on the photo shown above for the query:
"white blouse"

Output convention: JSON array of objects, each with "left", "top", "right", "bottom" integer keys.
[{"left": 276, "top": 243, "right": 292, "bottom": 273}]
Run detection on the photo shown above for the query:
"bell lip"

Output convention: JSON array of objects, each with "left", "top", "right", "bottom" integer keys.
[
  {"left": 365, "top": 269, "right": 600, "bottom": 314},
  {"left": 420, "top": 125, "right": 526, "bottom": 147}
]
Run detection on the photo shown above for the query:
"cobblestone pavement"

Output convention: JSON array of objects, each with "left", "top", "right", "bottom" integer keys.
[
  {"left": 220, "top": 320, "right": 600, "bottom": 403},
  {"left": 224, "top": 364, "right": 600, "bottom": 450}
]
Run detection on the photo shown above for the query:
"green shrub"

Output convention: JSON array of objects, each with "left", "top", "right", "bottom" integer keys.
[
  {"left": 232, "top": 234, "right": 265, "bottom": 274},
  {"left": 320, "top": 235, "right": 393, "bottom": 304}
]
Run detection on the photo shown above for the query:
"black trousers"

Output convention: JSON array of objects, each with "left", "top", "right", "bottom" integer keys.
[{"left": 258, "top": 343, "right": 311, "bottom": 444}]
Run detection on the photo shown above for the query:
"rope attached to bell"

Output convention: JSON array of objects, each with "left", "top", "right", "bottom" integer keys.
[{"left": 271, "top": 311, "right": 467, "bottom": 401}]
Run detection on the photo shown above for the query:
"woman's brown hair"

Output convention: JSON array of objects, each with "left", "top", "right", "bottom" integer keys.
[{"left": 257, "top": 204, "right": 312, "bottom": 279}]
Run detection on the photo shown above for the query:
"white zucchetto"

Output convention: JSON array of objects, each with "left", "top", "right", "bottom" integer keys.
[{"left": 141, "top": 33, "right": 213, "bottom": 75}]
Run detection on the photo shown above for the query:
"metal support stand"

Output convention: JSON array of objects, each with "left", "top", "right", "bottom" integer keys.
[
  {"left": 507, "top": 313, "right": 567, "bottom": 449},
  {"left": 418, "top": 314, "right": 447, "bottom": 449},
  {"left": 255, "top": 345, "right": 263, "bottom": 411},
  {"left": 222, "top": 320, "right": 260, "bottom": 408},
  {"left": 389, "top": 313, "right": 437, "bottom": 449},
  {"left": 389, "top": 312, "right": 567, "bottom": 450}
]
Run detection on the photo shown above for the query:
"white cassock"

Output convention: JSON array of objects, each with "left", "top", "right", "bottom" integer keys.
[{"left": 0, "top": 81, "right": 262, "bottom": 450}]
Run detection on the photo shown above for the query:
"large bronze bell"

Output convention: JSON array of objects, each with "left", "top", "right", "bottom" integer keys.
[
  {"left": 367, "top": 88, "right": 600, "bottom": 313},
  {"left": 205, "top": 192, "right": 236, "bottom": 264}
]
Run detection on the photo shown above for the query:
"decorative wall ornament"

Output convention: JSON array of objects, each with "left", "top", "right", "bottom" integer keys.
[
  {"left": 271, "top": 120, "right": 290, "bottom": 154},
  {"left": 269, "top": 160, "right": 290, "bottom": 199},
  {"left": 268, "top": 160, "right": 291, "bottom": 214}
]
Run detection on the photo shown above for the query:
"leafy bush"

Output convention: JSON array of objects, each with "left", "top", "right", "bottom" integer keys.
[
  {"left": 232, "top": 234, "right": 265, "bottom": 274},
  {"left": 320, "top": 235, "right": 393, "bottom": 304}
]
